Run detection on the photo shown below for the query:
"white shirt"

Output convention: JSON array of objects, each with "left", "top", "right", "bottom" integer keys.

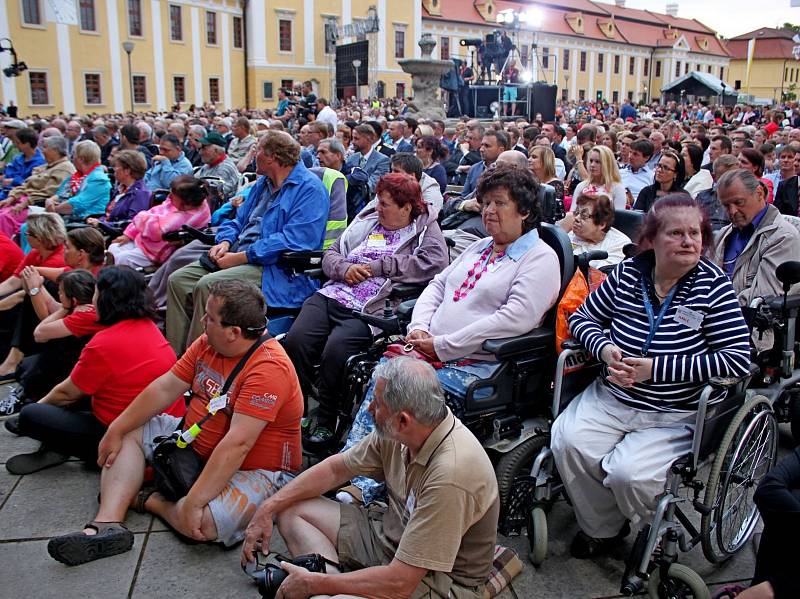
[
  {"left": 620, "top": 164, "right": 654, "bottom": 203},
  {"left": 316, "top": 105, "right": 338, "bottom": 129}
]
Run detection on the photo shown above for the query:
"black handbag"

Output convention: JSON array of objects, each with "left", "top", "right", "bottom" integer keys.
[{"left": 151, "top": 334, "right": 270, "bottom": 501}]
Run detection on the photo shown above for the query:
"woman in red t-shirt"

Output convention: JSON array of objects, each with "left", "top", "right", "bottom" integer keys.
[
  {"left": 7, "top": 267, "right": 185, "bottom": 475},
  {"left": 0, "top": 213, "right": 66, "bottom": 378},
  {"left": 0, "top": 270, "right": 102, "bottom": 417}
]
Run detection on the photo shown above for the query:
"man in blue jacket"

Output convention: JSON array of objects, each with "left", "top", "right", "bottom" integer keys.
[{"left": 165, "top": 130, "right": 329, "bottom": 355}]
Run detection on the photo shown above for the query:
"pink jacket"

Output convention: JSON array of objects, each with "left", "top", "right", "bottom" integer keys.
[{"left": 124, "top": 197, "right": 210, "bottom": 263}]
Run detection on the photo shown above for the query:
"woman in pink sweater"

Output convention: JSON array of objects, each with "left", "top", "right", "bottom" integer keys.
[{"left": 108, "top": 175, "right": 210, "bottom": 268}]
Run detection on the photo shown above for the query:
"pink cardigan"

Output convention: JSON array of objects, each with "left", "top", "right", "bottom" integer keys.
[
  {"left": 408, "top": 230, "right": 561, "bottom": 362},
  {"left": 124, "top": 197, "right": 210, "bottom": 263}
]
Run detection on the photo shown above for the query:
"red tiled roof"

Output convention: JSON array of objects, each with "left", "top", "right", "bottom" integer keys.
[
  {"left": 422, "top": 0, "right": 728, "bottom": 56},
  {"left": 727, "top": 37, "right": 798, "bottom": 60}
]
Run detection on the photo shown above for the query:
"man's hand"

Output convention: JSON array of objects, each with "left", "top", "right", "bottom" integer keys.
[
  {"left": 0, "top": 290, "right": 24, "bottom": 311},
  {"left": 175, "top": 497, "right": 207, "bottom": 541},
  {"left": 96, "top": 425, "right": 125, "bottom": 468},
  {"left": 274, "top": 562, "right": 317, "bottom": 599},
  {"left": 86, "top": 217, "right": 100, "bottom": 227},
  {"left": 11, "top": 200, "right": 27, "bottom": 214},
  {"left": 152, "top": 155, "right": 167, "bottom": 163},
  {"left": 208, "top": 241, "right": 231, "bottom": 262},
  {"left": 215, "top": 251, "right": 248, "bottom": 270},
  {"left": 0, "top": 198, "right": 12, "bottom": 209},
  {"left": 344, "top": 264, "right": 371, "bottom": 285},
  {"left": 405, "top": 329, "right": 432, "bottom": 342},
  {"left": 241, "top": 505, "right": 275, "bottom": 567},
  {"left": 45, "top": 197, "right": 58, "bottom": 212},
  {"left": 112, "top": 234, "right": 131, "bottom": 245}
]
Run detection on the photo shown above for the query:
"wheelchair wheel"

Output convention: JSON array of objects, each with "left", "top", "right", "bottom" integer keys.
[
  {"left": 495, "top": 435, "right": 548, "bottom": 509},
  {"left": 647, "top": 564, "right": 709, "bottom": 599},
  {"left": 701, "top": 395, "right": 777, "bottom": 563},
  {"left": 526, "top": 506, "right": 547, "bottom": 566}
]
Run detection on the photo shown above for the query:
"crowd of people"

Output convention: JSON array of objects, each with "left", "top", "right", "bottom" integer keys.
[{"left": 1, "top": 88, "right": 800, "bottom": 599}]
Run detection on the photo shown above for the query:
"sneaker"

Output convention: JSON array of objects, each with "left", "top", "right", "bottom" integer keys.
[
  {"left": 0, "top": 387, "right": 25, "bottom": 416},
  {"left": 6, "top": 447, "right": 69, "bottom": 475},
  {"left": 306, "top": 426, "right": 335, "bottom": 445},
  {"left": 4, "top": 414, "right": 21, "bottom": 435}
]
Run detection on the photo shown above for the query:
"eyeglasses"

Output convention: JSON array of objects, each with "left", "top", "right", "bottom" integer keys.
[
  {"left": 574, "top": 208, "right": 595, "bottom": 220},
  {"left": 655, "top": 163, "right": 675, "bottom": 172}
]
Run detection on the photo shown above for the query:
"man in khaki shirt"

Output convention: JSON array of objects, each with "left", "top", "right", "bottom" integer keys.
[{"left": 242, "top": 357, "right": 500, "bottom": 599}]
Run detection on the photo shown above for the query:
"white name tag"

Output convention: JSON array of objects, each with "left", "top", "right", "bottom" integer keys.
[
  {"left": 674, "top": 306, "right": 703, "bottom": 331},
  {"left": 367, "top": 234, "right": 386, "bottom": 248},
  {"left": 208, "top": 393, "right": 228, "bottom": 414},
  {"left": 405, "top": 489, "right": 416, "bottom": 515}
]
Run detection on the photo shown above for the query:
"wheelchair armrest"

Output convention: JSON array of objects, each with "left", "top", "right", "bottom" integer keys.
[
  {"left": 767, "top": 294, "right": 800, "bottom": 312},
  {"left": 388, "top": 283, "right": 427, "bottom": 301},
  {"left": 396, "top": 299, "right": 417, "bottom": 322},
  {"left": 709, "top": 363, "right": 759, "bottom": 390},
  {"left": 281, "top": 250, "right": 325, "bottom": 270},
  {"left": 352, "top": 311, "right": 402, "bottom": 336},
  {"left": 98, "top": 221, "right": 125, "bottom": 238},
  {"left": 574, "top": 250, "right": 608, "bottom": 272},
  {"left": 560, "top": 338, "right": 583, "bottom": 351},
  {"left": 482, "top": 327, "right": 554, "bottom": 360},
  {"left": 162, "top": 229, "right": 189, "bottom": 243},
  {"left": 181, "top": 224, "right": 217, "bottom": 245},
  {"left": 304, "top": 268, "right": 325, "bottom": 280}
]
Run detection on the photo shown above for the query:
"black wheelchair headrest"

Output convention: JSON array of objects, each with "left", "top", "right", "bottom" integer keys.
[{"left": 776, "top": 261, "right": 800, "bottom": 292}]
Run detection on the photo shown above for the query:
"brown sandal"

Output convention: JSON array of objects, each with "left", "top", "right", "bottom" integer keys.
[{"left": 131, "top": 485, "right": 158, "bottom": 514}]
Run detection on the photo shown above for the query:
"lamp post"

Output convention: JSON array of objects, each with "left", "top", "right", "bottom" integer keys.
[
  {"left": 122, "top": 41, "right": 135, "bottom": 114},
  {"left": 352, "top": 59, "right": 362, "bottom": 103}
]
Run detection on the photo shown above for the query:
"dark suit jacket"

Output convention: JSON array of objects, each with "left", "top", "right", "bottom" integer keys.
[{"left": 774, "top": 176, "right": 799, "bottom": 217}]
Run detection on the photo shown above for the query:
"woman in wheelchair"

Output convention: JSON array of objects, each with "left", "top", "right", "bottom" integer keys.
[
  {"left": 284, "top": 172, "right": 448, "bottom": 444},
  {"left": 551, "top": 194, "right": 752, "bottom": 559},
  {"left": 563, "top": 192, "right": 631, "bottom": 269},
  {"left": 106, "top": 175, "right": 211, "bottom": 269},
  {"left": 86, "top": 150, "right": 150, "bottom": 230},
  {"left": 341, "top": 164, "right": 562, "bottom": 503}
]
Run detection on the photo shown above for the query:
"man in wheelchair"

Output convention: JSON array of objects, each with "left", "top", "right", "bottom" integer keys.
[
  {"left": 551, "top": 194, "right": 752, "bottom": 559},
  {"left": 242, "top": 357, "right": 500, "bottom": 599}
]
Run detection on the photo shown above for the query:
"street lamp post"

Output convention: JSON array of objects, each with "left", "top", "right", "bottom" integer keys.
[
  {"left": 122, "top": 41, "right": 135, "bottom": 114},
  {"left": 352, "top": 59, "right": 362, "bottom": 103}
]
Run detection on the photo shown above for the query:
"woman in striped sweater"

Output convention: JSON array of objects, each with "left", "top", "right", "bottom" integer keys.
[{"left": 551, "top": 194, "right": 752, "bottom": 559}]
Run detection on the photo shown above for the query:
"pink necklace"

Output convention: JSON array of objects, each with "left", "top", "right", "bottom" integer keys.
[{"left": 453, "top": 243, "right": 505, "bottom": 302}]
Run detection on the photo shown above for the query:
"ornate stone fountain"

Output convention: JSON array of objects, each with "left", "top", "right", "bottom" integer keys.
[{"left": 398, "top": 34, "right": 452, "bottom": 121}]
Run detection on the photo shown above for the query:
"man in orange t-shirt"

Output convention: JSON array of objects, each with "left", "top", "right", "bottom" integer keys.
[{"left": 47, "top": 280, "right": 304, "bottom": 567}]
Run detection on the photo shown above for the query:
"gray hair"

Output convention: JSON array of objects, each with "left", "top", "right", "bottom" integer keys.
[
  {"left": 717, "top": 168, "right": 761, "bottom": 195},
  {"left": 73, "top": 140, "right": 101, "bottom": 164},
  {"left": 137, "top": 122, "right": 153, "bottom": 140},
  {"left": 92, "top": 125, "right": 109, "bottom": 137},
  {"left": 373, "top": 357, "right": 448, "bottom": 427},
  {"left": 496, "top": 150, "right": 529, "bottom": 169},
  {"left": 189, "top": 125, "right": 207, "bottom": 137},
  {"left": 712, "top": 154, "right": 739, "bottom": 177},
  {"left": 319, "top": 137, "right": 346, "bottom": 158},
  {"left": 42, "top": 135, "right": 68, "bottom": 156}
]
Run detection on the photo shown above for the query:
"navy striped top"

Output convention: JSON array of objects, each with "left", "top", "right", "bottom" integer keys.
[{"left": 569, "top": 251, "right": 751, "bottom": 412}]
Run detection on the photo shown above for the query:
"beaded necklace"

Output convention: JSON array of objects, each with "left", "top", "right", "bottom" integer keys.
[{"left": 453, "top": 243, "right": 505, "bottom": 302}]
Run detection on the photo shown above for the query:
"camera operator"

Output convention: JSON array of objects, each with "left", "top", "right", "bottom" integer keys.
[
  {"left": 297, "top": 81, "right": 318, "bottom": 121},
  {"left": 242, "top": 357, "right": 500, "bottom": 599}
]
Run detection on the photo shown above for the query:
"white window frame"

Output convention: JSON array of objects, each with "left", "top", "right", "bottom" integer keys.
[
  {"left": 127, "top": 0, "right": 145, "bottom": 39},
  {"left": 205, "top": 10, "right": 218, "bottom": 47},
  {"left": 132, "top": 73, "right": 149, "bottom": 105},
  {"left": 172, "top": 74, "right": 187, "bottom": 104},
  {"left": 276, "top": 9, "right": 296, "bottom": 55},
  {"left": 20, "top": 0, "right": 45, "bottom": 29},
  {"left": 78, "top": 0, "right": 99, "bottom": 34},
  {"left": 168, "top": 4, "right": 183, "bottom": 43},
  {"left": 208, "top": 76, "right": 221, "bottom": 104}
]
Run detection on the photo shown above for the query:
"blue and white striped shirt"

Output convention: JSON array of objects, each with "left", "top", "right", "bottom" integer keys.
[{"left": 569, "top": 251, "right": 751, "bottom": 412}]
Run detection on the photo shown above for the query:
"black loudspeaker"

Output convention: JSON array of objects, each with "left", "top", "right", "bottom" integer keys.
[
  {"left": 528, "top": 83, "right": 557, "bottom": 122},
  {"left": 471, "top": 86, "right": 501, "bottom": 118}
]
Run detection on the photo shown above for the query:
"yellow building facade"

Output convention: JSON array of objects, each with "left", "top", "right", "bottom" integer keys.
[
  {"left": 726, "top": 28, "right": 800, "bottom": 104},
  {"left": 1, "top": 0, "right": 417, "bottom": 116}
]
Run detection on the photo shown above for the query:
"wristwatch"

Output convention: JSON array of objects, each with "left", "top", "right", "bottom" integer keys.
[{"left": 29, "top": 287, "right": 40, "bottom": 296}]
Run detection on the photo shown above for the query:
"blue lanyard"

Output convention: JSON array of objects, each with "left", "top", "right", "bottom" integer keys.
[{"left": 640, "top": 277, "right": 678, "bottom": 357}]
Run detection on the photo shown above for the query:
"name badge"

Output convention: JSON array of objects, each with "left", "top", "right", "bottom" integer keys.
[
  {"left": 208, "top": 393, "right": 228, "bottom": 414},
  {"left": 367, "top": 234, "right": 386, "bottom": 248},
  {"left": 674, "top": 306, "right": 703, "bottom": 331}
]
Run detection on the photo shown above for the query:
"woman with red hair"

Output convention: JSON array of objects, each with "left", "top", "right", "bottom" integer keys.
[{"left": 284, "top": 173, "right": 448, "bottom": 443}]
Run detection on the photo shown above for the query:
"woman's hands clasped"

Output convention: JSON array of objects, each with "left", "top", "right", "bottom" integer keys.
[{"left": 601, "top": 344, "right": 653, "bottom": 388}]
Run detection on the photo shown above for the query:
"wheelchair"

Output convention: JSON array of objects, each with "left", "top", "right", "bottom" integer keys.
[
  {"left": 324, "top": 223, "right": 579, "bottom": 503},
  {"left": 504, "top": 266, "right": 800, "bottom": 598}
]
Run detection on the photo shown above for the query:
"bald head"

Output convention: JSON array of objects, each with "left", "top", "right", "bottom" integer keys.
[{"left": 496, "top": 150, "right": 529, "bottom": 169}]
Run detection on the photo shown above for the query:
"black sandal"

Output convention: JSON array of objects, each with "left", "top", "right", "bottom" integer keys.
[
  {"left": 47, "top": 521, "right": 134, "bottom": 566},
  {"left": 131, "top": 486, "right": 157, "bottom": 514}
]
